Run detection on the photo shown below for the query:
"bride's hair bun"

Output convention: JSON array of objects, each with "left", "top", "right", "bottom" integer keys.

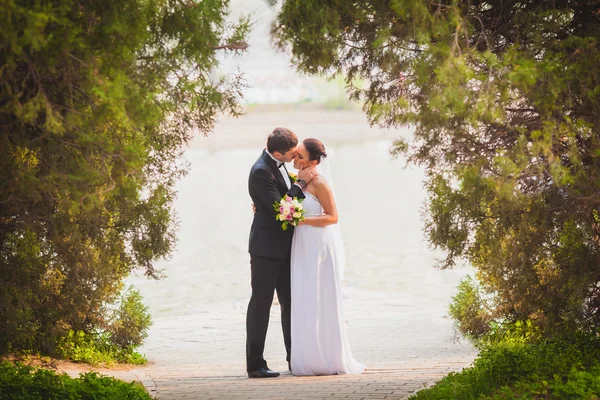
[{"left": 303, "top": 138, "right": 327, "bottom": 164}]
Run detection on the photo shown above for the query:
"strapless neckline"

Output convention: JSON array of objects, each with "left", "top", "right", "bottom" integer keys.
[
  {"left": 302, "top": 191, "right": 323, "bottom": 217},
  {"left": 303, "top": 191, "right": 320, "bottom": 204}
]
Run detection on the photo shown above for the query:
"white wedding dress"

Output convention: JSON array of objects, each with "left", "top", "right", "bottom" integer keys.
[{"left": 290, "top": 190, "right": 365, "bottom": 376}]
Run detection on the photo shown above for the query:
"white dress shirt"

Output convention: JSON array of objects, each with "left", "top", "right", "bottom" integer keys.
[{"left": 266, "top": 150, "right": 291, "bottom": 189}]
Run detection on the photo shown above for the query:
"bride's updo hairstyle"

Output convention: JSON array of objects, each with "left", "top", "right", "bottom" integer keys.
[{"left": 303, "top": 138, "right": 327, "bottom": 164}]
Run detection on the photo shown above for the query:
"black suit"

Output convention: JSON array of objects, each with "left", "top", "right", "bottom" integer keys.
[{"left": 246, "top": 150, "right": 305, "bottom": 372}]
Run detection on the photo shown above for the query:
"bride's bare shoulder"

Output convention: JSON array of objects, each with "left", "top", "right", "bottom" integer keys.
[{"left": 312, "top": 175, "right": 330, "bottom": 191}]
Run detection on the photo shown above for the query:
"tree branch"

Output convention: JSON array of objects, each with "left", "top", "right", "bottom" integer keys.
[{"left": 211, "top": 42, "right": 248, "bottom": 51}]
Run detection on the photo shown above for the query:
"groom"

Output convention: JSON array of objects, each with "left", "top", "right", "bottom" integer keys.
[{"left": 246, "top": 127, "right": 316, "bottom": 378}]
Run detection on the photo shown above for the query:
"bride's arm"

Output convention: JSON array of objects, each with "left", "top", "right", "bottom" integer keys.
[{"left": 299, "top": 180, "right": 338, "bottom": 227}]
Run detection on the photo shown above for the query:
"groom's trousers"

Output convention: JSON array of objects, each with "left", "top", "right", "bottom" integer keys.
[{"left": 246, "top": 254, "right": 292, "bottom": 372}]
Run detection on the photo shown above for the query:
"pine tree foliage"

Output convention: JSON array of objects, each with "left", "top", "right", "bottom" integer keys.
[
  {"left": 0, "top": 0, "right": 248, "bottom": 353},
  {"left": 273, "top": 1, "right": 600, "bottom": 334}
]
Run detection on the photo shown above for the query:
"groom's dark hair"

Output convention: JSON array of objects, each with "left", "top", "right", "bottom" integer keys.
[{"left": 267, "top": 127, "right": 298, "bottom": 154}]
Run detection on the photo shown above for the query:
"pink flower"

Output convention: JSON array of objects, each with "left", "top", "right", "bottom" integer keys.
[
  {"left": 290, "top": 207, "right": 295, "bottom": 213},
  {"left": 279, "top": 207, "right": 284, "bottom": 213},
  {"left": 286, "top": 196, "right": 292, "bottom": 202},
  {"left": 287, "top": 214, "right": 293, "bottom": 221}
]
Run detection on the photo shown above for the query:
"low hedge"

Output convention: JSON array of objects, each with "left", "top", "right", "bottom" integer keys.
[{"left": 0, "top": 361, "right": 151, "bottom": 400}]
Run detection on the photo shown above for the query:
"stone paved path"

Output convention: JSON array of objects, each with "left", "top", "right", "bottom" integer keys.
[{"left": 136, "top": 289, "right": 478, "bottom": 399}]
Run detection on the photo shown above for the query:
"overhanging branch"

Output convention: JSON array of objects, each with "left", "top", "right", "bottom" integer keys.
[{"left": 211, "top": 42, "right": 249, "bottom": 51}]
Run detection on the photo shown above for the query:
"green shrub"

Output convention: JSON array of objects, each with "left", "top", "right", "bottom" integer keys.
[
  {"left": 482, "top": 367, "right": 600, "bottom": 399},
  {"left": 107, "top": 287, "right": 152, "bottom": 349},
  {"left": 0, "top": 361, "right": 151, "bottom": 400},
  {"left": 56, "top": 330, "right": 147, "bottom": 367},
  {"left": 15, "top": 287, "right": 151, "bottom": 366},
  {"left": 410, "top": 329, "right": 600, "bottom": 400},
  {"left": 449, "top": 276, "right": 494, "bottom": 339}
]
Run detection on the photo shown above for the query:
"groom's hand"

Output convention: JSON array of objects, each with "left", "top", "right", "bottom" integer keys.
[
  {"left": 297, "top": 167, "right": 317, "bottom": 186},
  {"left": 251, "top": 203, "right": 256, "bottom": 213}
]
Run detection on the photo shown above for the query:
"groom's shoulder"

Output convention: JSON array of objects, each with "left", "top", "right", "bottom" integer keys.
[{"left": 250, "top": 156, "right": 269, "bottom": 174}]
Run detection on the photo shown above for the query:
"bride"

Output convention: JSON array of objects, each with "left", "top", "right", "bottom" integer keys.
[{"left": 290, "top": 138, "right": 365, "bottom": 376}]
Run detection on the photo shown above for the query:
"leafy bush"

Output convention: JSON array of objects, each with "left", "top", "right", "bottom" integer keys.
[
  {"left": 482, "top": 367, "right": 600, "bottom": 399},
  {"left": 481, "top": 320, "right": 542, "bottom": 347},
  {"left": 56, "top": 286, "right": 152, "bottom": 366},
  {"left": 42, "top": 287, "right": 150, "bottom": 366},
  {"left": 410, "top": 329, "right": 600, "bottom": 400},
  {"left": 56, "top": 330, "right": 146, "bottom": 367},
  {"left": 107, "top": 287, "right": 152, "bottom": 349},
  {"left": 0, "top": 361, "right": 151, "bottom": 400},
  {"left": 449, "top": 276, "right": 493, "bottom": 339}
]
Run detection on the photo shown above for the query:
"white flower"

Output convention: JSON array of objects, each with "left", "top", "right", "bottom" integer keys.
[
  {"left": 293, "top": 212, "right": 301, "bottom": 219},
  {"left": 296, "top": 204, "right": 303, "bottom": 211},
  {"left": 283, "top": 208, "right": 290, "bottom": 215},
  {"left": 291, "top": 199, "right": 300, "bottom": 207},
  {"left": 279, "top": 214, "right": 287, "bottom": 221}
]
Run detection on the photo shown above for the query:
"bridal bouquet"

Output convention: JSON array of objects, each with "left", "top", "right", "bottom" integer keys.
[{"left": 273, "top": 195, "right": 305, "bottom": 231}]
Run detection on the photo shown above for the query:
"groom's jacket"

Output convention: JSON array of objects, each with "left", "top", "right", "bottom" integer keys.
[{"left": 248, "top": 150, "right": 305, "bottom": 258}]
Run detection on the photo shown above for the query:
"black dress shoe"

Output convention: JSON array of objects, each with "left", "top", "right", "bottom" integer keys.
[
  {"left": 288, "top": 362, "right": 291, "bottom": 371},
  {"left": 248, "top": 368, "right": 280, "bottom": 378}
]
